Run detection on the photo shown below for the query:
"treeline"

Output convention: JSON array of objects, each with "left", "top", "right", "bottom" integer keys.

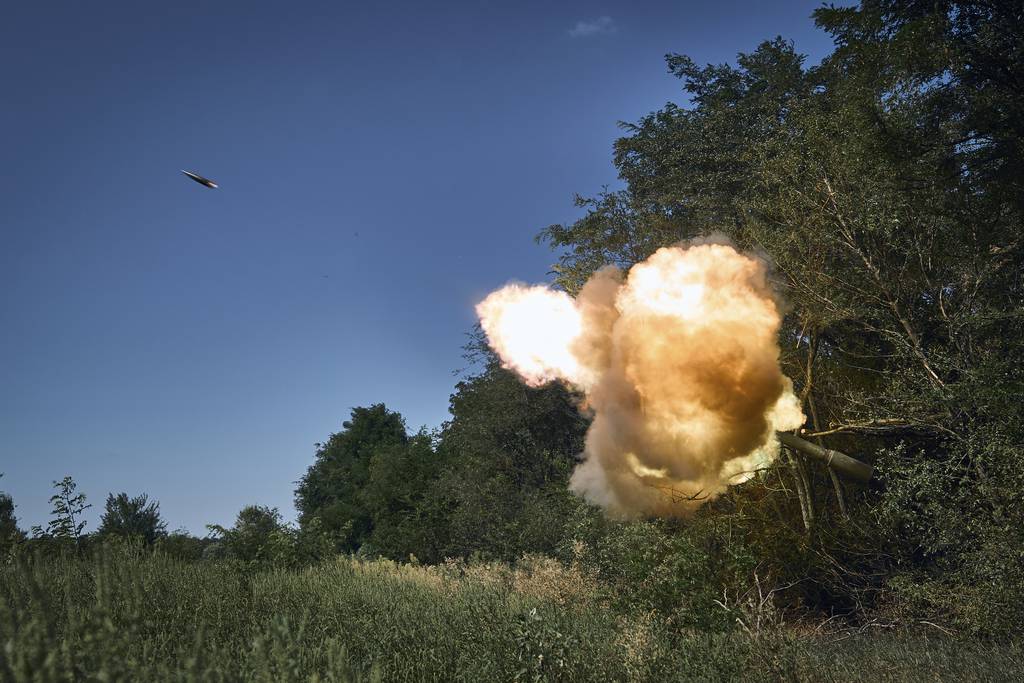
[
  {"left": 0, "top": 362, "right": 591, "bottom": 570},
  {"left": 3, "top": 0, "right": 1022, "bottom": 639}
]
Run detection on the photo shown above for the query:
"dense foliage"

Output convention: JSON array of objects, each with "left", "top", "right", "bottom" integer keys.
[
  {"left": 98, "top": 493, "right": 167, "bottom": 546},
  {"left": 0, "top": 495, "right": 23, "bottom": 556},
  {"left": 538, "top": 0, "right": 1024, "bottom": 635},
  {"left": 295, "top": 404, "right": 410, "bottom": 552}
]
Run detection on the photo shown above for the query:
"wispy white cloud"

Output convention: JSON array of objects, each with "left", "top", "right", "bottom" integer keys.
[{"left": 568, "top": 16, "right": 617, "bottom": 38}]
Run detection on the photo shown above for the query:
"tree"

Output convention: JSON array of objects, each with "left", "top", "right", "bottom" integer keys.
[
  {"left": 535, "top": 1, "right": 1024, "bottom": 629},
  {"left": 0, "top": 495, "right": 19, "bottom": 541},
  {"left": 0, "top": 474, "right": 25, "bottom": 553},
  {"left": 295, "top": 404, "right": 408, "bottom": 552},
  {"left": 98, "top": 492, "right": 168, "bottom": 545},
  {"left": 427, "top": 340, "right": 590, "bottom": 561},
  {"left": 155, "top": 529, "right": 211, "bottom": 562},
  {"left": 289, "top": 355, "right": 589, "bottom": 563},
  {"left": 361, "top": 431, "right": 446, "bottom": 561},
  {"left": 207, "top": 505, "right": 288, "bottom": 566},
  {"left": 45, "top": 476, "right": 91, "bottom": 543},
  {"left": 0, "top": 475, "right": 23, "bottom": 557}
]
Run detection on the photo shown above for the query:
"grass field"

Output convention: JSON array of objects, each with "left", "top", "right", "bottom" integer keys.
[{"left": 2, "top": 546, "right": 1020, "bottom": 682}]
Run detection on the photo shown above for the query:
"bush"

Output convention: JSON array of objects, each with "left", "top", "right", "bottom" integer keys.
[{"left": 875, "top": 431, "right": 1024, "bottom": 637}]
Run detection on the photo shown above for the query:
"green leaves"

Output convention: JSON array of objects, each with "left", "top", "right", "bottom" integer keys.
[
  {"left": 295, "top": 404, "right": 409, "bottom": 552},
  {"left": 0, "top": 477, "right": 24, "bottom": 555},
  {"left": 532, "top": 0, "right": 1024, "bottom": 630},
  {"left": 98, "top": 493, "right": 167, "bottom": 546},
  {"left": 45, "top": 476, "right": 91, "bottom": 544}
]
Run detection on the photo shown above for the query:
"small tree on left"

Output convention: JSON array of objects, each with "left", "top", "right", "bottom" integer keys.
[
  {"left": 0, "top": 474, "right": 26, "bottom": 553},
  {"left": 44, "top": 476, "right": 91, "bottom": 544}
]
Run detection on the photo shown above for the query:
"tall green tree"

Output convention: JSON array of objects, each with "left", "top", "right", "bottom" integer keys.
[
  {"left": 313, "top": 341, "right": 591, "bottom": 563},
  {"left": 428, "top": 340, "right": 590, "bottom": 561},
  {"left": 0, "top": 478, "right": 25, "bottom": 554},
  {"left": 0, "top": 494, "right": 19, "bottom": 543},
  {"left": 361, "top": 430, "right": 447, "bottom": 561},
  {"left": 537, "top": 0, "right": 1023, "bottom": 629},
  {"left": 98, "top": 493, "right": 168, "bottom": 545},
  {"left": 295, "top": 404, "right": 408, "bottom": 552},
  {"left": 0, "top": 474, "right": 22, "bottom": 551}
]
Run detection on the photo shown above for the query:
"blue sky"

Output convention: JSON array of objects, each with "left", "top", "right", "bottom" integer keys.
[{"left": 1, "top": 1, "right": 839, "bottom": 534}]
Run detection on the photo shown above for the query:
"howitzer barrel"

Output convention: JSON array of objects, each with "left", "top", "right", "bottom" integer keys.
[{"left": 777, "top": 432, "right": 873, "bottom": 483}]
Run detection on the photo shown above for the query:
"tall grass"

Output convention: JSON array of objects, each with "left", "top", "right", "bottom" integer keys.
[{"left": 1, "top": 546, "right": 1020, "bottom": 681}]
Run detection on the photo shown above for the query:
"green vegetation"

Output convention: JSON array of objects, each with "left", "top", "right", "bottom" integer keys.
[
  {"left": 0, "top": 476, "right": 24, "bottom": 556},
  {"left": 3, "top": 545, "right": 1022, "bottom": 682},
  {"left": 97, "top": 492, "right": 167, "bottom": 545},
  {"left": 2, "top": 1, "right": 1022, "bottom": 679}
]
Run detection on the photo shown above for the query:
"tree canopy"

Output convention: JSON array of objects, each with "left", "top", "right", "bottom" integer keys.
[
  {"left": 294, "top": 404, "right": 409, "bottom": 552},
  {"left": 535, "top": 0, "right": 1024, "bottom": 631},
  {"left": 98, "top": 493, "right": 168, "bottom": 545}
]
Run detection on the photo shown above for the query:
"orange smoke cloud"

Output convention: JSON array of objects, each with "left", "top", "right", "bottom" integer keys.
[{"left": 476, "top": 241, "right": 804, "bottom": 517}]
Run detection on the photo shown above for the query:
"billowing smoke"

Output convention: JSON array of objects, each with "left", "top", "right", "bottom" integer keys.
[{"left": 476, "top": 241, "right": 804, "bottom": 518}]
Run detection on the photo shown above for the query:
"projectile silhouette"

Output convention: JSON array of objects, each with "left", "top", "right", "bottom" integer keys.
[{"left": 181, "top": 170, "right": 218, "bottom": 189}]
